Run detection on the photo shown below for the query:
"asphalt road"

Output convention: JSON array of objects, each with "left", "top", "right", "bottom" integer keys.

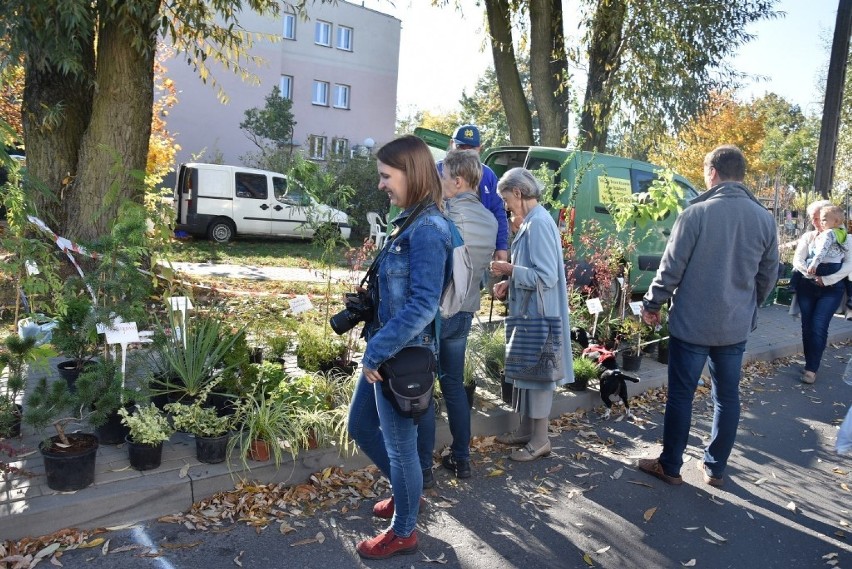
[{"left": 47, "top": 344, "right": 852, "bottom": 569}]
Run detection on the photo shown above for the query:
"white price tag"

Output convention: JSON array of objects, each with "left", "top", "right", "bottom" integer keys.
[
  {"left": 289, "top": 295, "right": 315, "bottom": 314},
  {"left": 617, "top": 277, "right": 624, "bottom": 286},
  {"left": 25, "top": 260, "right": 40, "bottom": 275},
  {"left": 586, "top": 298, "right": 603, "bottom": 314},
  {"left": 104, "top": 322, "right": 140, "bottom": 345},
  {"left": 169, "top": 296, "right": 193, "bottom": 311},
  {"left": 629, "top": 301, "right": 644, "bottom": 316}
]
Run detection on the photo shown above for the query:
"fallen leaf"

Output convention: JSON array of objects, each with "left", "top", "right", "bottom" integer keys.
[
  {"left": 785, "top": 501, "right": 797, "bottom": 513},
  {"left": 595, "top": 546, "right": 611, "bottom": 554},
  {"left": 234, "top": 550, "right": 243, "bottom": 567},
  {"left": 704, "top": 526, "right": 727, "bottom": 542},
  {"left": 34, "top": 543, "right": 61, "bottom": 560},
  {"left": 841, "top": 483, "right": 849, "bottom": 492},
  {"left": 754, "top": 478, "right": 767, "bottom": 485},
  {"left": 644, "top": 507, "right": 658, "bottom": 522},
  {"left": 683, "top": 527, "right": 699, "bottom": 531},
  {"left": 421, "top": 551, "right": 449, "bottom": 564},
  {"left": 179, "top": 464, "right": 190, "bottom": 478},
  {"left": 79, "top": 538, "right": 105, "bottom": 549},
  {"left": 611, "top": 468, "right": 623, "bottom": 480},
  {"left": 627, "top": 480, "right": 654, "bottom": 488},
  {"left": 582, "top": 552, "right": 595, "bottom": 566},
  {"left": 315, "top": 532, "right": 325, "bottom": 544},
  {"left": 50, "top": 555, "right": 63, "bottom": 566},
  {"left": 800, "top": 449, "right": 814, "bottom": 453},
  {"left": 290, "top": 537, "right": 318, "bottom": 547},
  {"left": 546, "top": 464, "right": 563, "bottom": 475},
  {"left": 746, "top": 512, "right": 754, "bottom": 520},
  {"left": 681, "top": 560, "right": 696, "bottom": 567},
  {"left": 488, "top": 469, "right": 504, "bottom": 477},
  {"left": 102, "top": 539, "right": 110, "bottom": 555},
  {"left": 280, "top": 524, "right": 295, "bottom": 534}
]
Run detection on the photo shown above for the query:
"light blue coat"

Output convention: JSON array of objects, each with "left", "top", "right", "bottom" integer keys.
[{"left": 506, "top": 204, "right": 574, "bottom": 389}]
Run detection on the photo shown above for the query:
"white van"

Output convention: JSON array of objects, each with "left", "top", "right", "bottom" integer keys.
[{"left": 174, "top": 162, "right": 351, "bottom": 243}]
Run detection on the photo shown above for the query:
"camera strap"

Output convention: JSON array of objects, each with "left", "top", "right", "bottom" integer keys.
[{"left": 360, "top": 199, "right": 431, "bottom": 288}]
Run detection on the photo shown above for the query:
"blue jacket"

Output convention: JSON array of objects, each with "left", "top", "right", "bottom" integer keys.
[
  {"left": 437, "top": 161, "right": 509, "bottom": 253},
  {"left": 361, "top": 202, "right": 453, "bottom": 370}
]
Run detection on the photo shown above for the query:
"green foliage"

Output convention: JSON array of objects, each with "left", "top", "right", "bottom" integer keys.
[
  {"left": 239, "top": 85, "right": 295, "bottom": 150},
  {"left": 571, "top": 356, "right": 601, "bottom": 386},
  {"left": 23, "top": 376, "right": 77, "bottom": 446},
  {"left": 0, "top": 334, "right": 55, "bottom": 402},
  {"left": 605, "top": 169, "right": 685, "bottom": 231},
  {"left": 228, "top": 390, "right": 299, "bottom": 472},
  {"left": 294, "top": 325, "right": 346, "bottom": 373},
  {"left": 119, "top": 403, "right": 174, "bottom": 446},
  {"left": 72, "top": 359, "right": 134, "bottom": 428},
  {"left": 326, "top": 155, "right": 387, "bottom": 239},
  {"left": 51, "top": 295, "right": 97, "bottom": 366},
  {"left": 165, "top": 401, "right": 231, "bottom": 437}
]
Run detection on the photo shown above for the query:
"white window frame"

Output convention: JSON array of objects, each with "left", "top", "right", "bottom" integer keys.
[
  {"left": 333, "top": 84, "right": 350, "bottom": 109},
  {"left": 336, "top": 26, "right": 353, "bottom": 51},
  {"left": 309, "top": 135, "right": 327, "bottom": 160},
  {"left": 283, "top": 13, "right": 296, "bottom": 40},
  {"left": 314, "top": 20, "right": 331, "bottom": 46},
  {"left": 312, "top": 80, "right": 329, "bottom": 106},
  {"left": 332, "top": 138, "right": 349, "bottom": 157},
  {"left": 279, "top": 75, "right": 293, "bottom": 100}
]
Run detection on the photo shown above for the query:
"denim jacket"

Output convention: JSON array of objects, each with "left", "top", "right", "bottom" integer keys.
[{"left": 361, "top": 202, "right": 452, "bottom": 370}]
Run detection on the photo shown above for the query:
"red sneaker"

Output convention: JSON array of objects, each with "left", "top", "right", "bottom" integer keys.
[
  {"left": 372, "top": 495, "right": 427, "bottom": 519},
  {"left": 356, "top": 529, "right": 418, "bottom": 559}
]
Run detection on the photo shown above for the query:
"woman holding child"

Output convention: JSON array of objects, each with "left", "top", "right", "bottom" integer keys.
[{"left": 792, "top": 200, "right": 852, "bottom": 384}]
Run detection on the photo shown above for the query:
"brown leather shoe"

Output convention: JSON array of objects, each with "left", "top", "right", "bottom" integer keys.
[
  {"left": 509, "top": 440, "right": 551, "bottom": 462},
  {"left": 696, "top": 460, "right": 724, "bottom": 487},
  {"left": 637, "top": 458, "right": 683, "bottom": 485},
  {"left": 357, "top": 529, "right": 418, "bottom": 559}
]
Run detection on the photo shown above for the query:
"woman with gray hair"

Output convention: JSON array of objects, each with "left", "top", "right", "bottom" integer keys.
[
  {"left": 791, "top": 199, "right": 852, "bottom": 383},
  {"left": 490, "top": 167, "right": 574, "bottom": 461}
]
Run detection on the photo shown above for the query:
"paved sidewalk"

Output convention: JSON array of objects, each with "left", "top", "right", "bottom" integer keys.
[
  {"left": 166, "top": 262, "right": 362, "bottom": 284},
  {"left": 1, "top": 303, "right": 851, "bottom": 542}
]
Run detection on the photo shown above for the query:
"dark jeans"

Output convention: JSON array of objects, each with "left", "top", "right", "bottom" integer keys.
[
  {"left": 796, "top": 277, "right": 844, "bottom": 372},
  {"left": 659, "top": 336, "right": 747, "bottom": 478}
]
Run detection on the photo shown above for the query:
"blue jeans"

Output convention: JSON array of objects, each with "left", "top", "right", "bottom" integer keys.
[
  {"left": 659, "top": 336, "right": 746, "bottom": 479},
  {"left": 796, "top": 277, "right": 844, "bottom": 372},
  {"left": 418, "top": 312, "right": 474, "bottom": 469},
  {"left": 348, "top": 373, "right": 421, "bottom": 537}
]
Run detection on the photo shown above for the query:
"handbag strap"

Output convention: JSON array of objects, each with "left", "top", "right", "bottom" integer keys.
[{"left": 516, "top": 283, "right": 547, "bottom": 318}]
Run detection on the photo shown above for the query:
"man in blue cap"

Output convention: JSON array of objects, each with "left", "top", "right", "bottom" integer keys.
[{"left": 444, "top": 125, "right": 508, "bottom": 262}]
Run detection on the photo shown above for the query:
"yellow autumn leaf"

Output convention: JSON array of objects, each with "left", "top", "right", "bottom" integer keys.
[
  {"left": 79, "top": 538, "right": 105, "bottom": 549},
  {"left": 488, "top": 469, "right": 505, "bottom": 477},
  {"left": 644, "top": 507, "right": 658, "bottom": 522},
  {"left": 582, "top": 552, "right": 594, "bottom": 566}
]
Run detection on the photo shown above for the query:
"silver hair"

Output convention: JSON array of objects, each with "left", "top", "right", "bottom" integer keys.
[
  {"left": 497, "top": 167, "right": 543, "bottom": 199},
  {"left": 806, "top": 199, "right": 833, "bottom": 216}
]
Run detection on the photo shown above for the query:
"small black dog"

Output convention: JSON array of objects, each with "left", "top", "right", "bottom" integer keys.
[{"left": 573, "top": 327, "right": 641, "bottom": 419}]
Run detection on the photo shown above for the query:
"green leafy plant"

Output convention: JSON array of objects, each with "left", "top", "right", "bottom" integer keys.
[
  {"left": 165, "top": 401, "right": 231, "bottom": 438},
  {"left": 0, "top": 334, "right": 55, "bottom": 436},
  {"left": 228, "top": 389, "right": 299, "bottom": 473},
  {"left": 51, "top": 295, "right": 98, "bottom": 370},
  {"left": 571, "top": 356, "right": 601, "bottom": 389},
  {"left": 118, "top": 403, "right": 174, "bottom": 446},
  {"left": 605, "top": 168, "right": 685, "bottom": 231},
  {"left": 294, "top": 324, "right": 346, "bottom": 373}
]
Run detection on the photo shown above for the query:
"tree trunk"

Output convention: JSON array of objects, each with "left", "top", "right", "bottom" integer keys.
[
  {"left": 485, "top": 0, "right": 534, "bottom": 145},
  {"left": 529, "top": 0, "right": 568, "bottom": 147},
  {"left": 579, "top": 0, "right": 627, "bottom": 152},
  {"left": 22, "top": 50, "right": 95, "bottom": 234},
  {"left": 549, "top": 0, "right": 570, "bottom": 145},
  {"left": 69, "top": 3, "right": 158, "bottom": 241}
]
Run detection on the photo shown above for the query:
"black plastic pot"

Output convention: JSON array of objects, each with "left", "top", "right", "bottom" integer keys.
[
  {"left": 195, "top": 433, "right": 229, "bottom": 464},
  {"left": 40, "top": 433, "right": 99, "bottom": 491},
  {"left": 621, "top": 352, "right": 643, "bottom": 372},
  {"left": 567, "top": 378, "right": 589, "bottom": 392},
  {"left": 95, "top": 408, "right": 131, "bottom": 445},
  {"left": 464, "top": 382, "right": 476, "bottom": 409},
  {"left": 126, "top": 438, "right": 163, "bottom": 471},
  {"left": 56, "top": 360, "right": 82, "bottom": 392},
  {"left": 501, "top": 377, "right": 514, "bottom": 405}
]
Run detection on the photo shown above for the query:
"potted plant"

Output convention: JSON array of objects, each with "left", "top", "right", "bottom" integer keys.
[
  {"left": 75, "top": 359, "right": 137, "bottom": 445},
  {"left": 149, "top": 311, "right": 246, "bottom": 404},
  {"left": 166, "top": 383, "right": 232, "bottom": 464},
  {"left": 294, "top": 324, "right": 349, "bottom": 374},
  {"left": 24, "top": 377, "right": 99, "bottom": 491},
  {"left": 618, "top": 316, "right": 644, "bottom": 372},
  {"left": 0, "top": 334, "right": 55, "bottom": 438},
  {"left": 271, "top": 370, "right": 353, "bottom": 451},
  {"left": 569, "top": 356, "right": 601, "bottom": 392},
  {"left": 118, "top": 403, "right": 174, "bottom": 471},
  {"left": 468, "top": 324, "right": 508, "bottom": 403},
  {"left": 228, "top": 387, "right": 299, "bottom": 473},
  {"left": 51, "top": 295, "right": 98, "bottom": 391}
]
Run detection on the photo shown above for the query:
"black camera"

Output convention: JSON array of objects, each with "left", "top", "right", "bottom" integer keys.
[{"left": 329, "top": 290, "right": 374, "bottom": 335}]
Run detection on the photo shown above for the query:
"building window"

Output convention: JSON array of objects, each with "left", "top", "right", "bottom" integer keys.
[
  {"left": 332, "top": 138, "right": 349, "bottom": 157},
  {"left": 283, "top": 13, "right": 296, "bottom": 40},
  {"left": 309, "top": 135, "right": 327, "bottom": 160},
  {"left": 312, "top": 80, "right": 329, "bottom": 106},
  {"left": 333, "top": 84, "right": 350, "bottom": 109},
  {"left": 279, "top": 75, "right": 293, "bottom": 100},
  {"left": 336, "top": 26, "right": 353, "bottom": 51},
  {"left": 314, "top": 21, "right": 331, "bottom": 46}
]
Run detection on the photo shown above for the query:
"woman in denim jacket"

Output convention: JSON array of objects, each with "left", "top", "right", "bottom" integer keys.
[{"left": 348, "top": 135, "right": 452, "bottom": 560}]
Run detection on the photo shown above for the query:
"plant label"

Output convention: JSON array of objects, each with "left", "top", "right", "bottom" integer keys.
[
  {"left": 289, "top": 295, "right": 314, "bottom": 314},
  {"left": 629, "top": 301, "right": 643, "bottom": 316},
  {"left": 104, "top": 322, "right": 140, "bottom": 345},
  {"left": 169, "top": 296, "right": 193, "bottom": 312},
  {"left": 586, "top": 298, "right": 603, "bottom": 314},
  {"left": 25, "top": 260, "right": 40, "bottom": 275}
]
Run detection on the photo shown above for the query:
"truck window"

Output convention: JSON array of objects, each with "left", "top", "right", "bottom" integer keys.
[
  {"left": 235, "top": 173, "right": 268, "bottom": 199},
  {"left": 526, "top": 158, "right": 562, "bottom": 200},
  {"left": 273, "top": 176, "right": 288, "bottom": 201}
]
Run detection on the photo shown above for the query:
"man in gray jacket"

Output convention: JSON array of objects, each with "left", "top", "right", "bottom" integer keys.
[
  {"left": 418, "top": 149, "right": 498, "bottom": 484},
  {"left": 639, "top": 145, "right": 778, "bottom": 487}
]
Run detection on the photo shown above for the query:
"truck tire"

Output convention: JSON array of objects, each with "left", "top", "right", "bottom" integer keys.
[{"left": 207, "top": 218, "right": 235, "bottom": 243}]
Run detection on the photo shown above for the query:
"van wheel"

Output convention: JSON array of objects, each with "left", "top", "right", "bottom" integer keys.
[{"left": 208, "top": 219, "right": 235, "bottom": 243}]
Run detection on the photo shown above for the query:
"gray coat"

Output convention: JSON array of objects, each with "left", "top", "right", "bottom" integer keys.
[
  {"left": 643, "top": 182, "right": 779, "bottom": 346},
  {"left": 444, "top": 191, "right": 497, "bottom": 313},
  {"left": 507, "top": 204, "right": 574, "bottom": 388}
]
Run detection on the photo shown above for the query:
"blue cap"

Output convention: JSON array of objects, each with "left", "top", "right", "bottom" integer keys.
[{"left": 452, "top": 124, "right": 480, "bottom": 147}]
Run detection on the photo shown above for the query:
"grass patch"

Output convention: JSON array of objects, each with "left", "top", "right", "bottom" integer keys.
[{"left": 166, "top": 237, "right": 352, "bottom": 268}]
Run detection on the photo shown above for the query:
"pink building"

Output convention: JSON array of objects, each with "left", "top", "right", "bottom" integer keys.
[{"left": 164, "top": 1, "right": 401, "bottom": 166}]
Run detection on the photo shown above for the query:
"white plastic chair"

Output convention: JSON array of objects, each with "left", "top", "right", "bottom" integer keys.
[{"left": 367, "top": 212, "right": 387, "bottom": 249}]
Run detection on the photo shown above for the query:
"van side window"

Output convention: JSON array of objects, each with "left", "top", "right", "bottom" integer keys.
[
  {"left": 235, "top": 173, "right": 268, "bottom": 199},
  {"left": 273, "top": 177, "right": 288, "bottom": 201},
  {"left": 630, "top": 169, "right": 657, "bottom": 194}
]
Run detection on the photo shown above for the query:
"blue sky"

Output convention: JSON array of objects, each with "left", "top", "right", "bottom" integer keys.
[{"left": 368, "top": 0, "right": 839, "bottom": 117}]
